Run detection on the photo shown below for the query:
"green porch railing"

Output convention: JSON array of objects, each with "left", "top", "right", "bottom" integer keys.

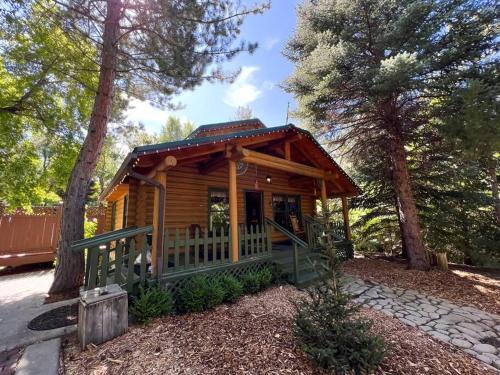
[
  {"left": 303, "top": 215, "right": 354, "bottom": 260},
  {"left": 238, "top": 223, "right": 272, "bottom": 260},
  {"left": 265, "top": 217, "right": 308, "bottom": 284},
  {"left": 71, "top": 225, "right": 153, "bottom": 292},
  {"left": 161, "top": 224, "right": 272, "bottom": 275}
]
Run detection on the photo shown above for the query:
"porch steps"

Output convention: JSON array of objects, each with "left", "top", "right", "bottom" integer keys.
[{"left": 271, "top": 248, "right": 328, "bottom": 289}]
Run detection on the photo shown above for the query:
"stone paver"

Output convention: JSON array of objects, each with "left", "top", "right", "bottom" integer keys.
[
  {"left": 16, "top": 338, "right": 60, "bottom": 375},
  {"left": 345, "top": 278, "right": 500, "bottom": 370}
]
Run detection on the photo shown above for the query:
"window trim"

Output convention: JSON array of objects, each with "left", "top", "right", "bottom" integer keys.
[
  {"left": 272, "top": 193, "right": 302, "bottom": 231},
  {"left": 207, "top": 187, "right": 230, "bottom": 232}
]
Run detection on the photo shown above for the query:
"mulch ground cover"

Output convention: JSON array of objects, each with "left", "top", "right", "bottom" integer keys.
[
  {"left": 61, "top": 285, "right": 495, "bottom": 375},
  {"left": 343, "top": 257, "right": 500, "bottom": 315},
  {"left": 28, "top": 303, "right": 79, "bottom": 331}
]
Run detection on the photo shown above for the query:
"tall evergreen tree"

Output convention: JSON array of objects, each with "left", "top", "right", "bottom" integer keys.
[
  {"left": 285, "top": 0, "right": 497, "bottom": 270},
  {"left": 3, "top": 0, "right": 269, "bottom": 293},
  {"left": 438, "top": 76, "right": 500, "bottom": 225}
]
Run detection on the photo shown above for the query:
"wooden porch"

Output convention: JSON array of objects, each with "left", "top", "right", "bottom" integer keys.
[{"left": 72, "top": 214, "right": 353, "bottom": 293}]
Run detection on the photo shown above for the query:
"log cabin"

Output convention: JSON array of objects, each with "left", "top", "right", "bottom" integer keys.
[{"left": 73, "top": 119, "right": 361, "bottom": 291}]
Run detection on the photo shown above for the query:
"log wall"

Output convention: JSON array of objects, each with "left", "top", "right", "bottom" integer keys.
[{"left": 106, "top": 163, "right": 318, "bottom": 242}]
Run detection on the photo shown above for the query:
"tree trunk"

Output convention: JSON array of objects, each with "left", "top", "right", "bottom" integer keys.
[
  {"left": 489, "top": 158, "right": 500, "bottom": 225},
  {"left": 388, "top": 134, "right": 430, "bottom": 270},
  {"left": 49, "top": 0, "right": 122, "bottom": 294},
  {"left": 394, "top": 195, "right": 408, "bottom": 259}
]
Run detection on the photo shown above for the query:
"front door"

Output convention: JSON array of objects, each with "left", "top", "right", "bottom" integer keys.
[{"left": 245, "top": 191, "right": 263, "bottom": 230}]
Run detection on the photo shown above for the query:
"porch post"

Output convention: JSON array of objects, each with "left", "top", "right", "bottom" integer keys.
[
  {"left": 152, "top": 171, "right": 166, "bottom": 277},
  {"left": 320, "top": 178, "right": 328, "bottom": 213},
  {"left": 341, "top": 197, "right": 352, "bottom": 240},
  {"left": 229, "top": 159, "right": 239, "bottom": 262}
]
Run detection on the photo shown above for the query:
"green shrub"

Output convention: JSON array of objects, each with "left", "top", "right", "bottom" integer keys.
[
  {"left": 129, "top": 286, "right": 174, "bottom": 324},
  {"left": 295, "top": 216, "right": 385, "bottom": 374},
  {"left": 269, "top": 263, "right": 286, "bottom": 283},
  {"left": 220, "top": 275, "right": 243, "bottom": 303},
  {"left": 240, "top": 271, "right": 261, "bottom": 294},
  {"left": 179, "top": 275, "right": 224, "bottom": 312},
  {"left": 258, "top": 267, "right": 273, "bottom": 289},
  {"left": 204, "top": 278, "right": 225, "bottom": 309}
]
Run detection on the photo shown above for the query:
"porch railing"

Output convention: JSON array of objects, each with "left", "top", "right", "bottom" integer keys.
[
  {"left": 161, "top": 224, "right": 272, "bottom": 275},
  {"left": 265, "top": 217, "right": 308, "bottom": 284},
  {"left": 304, "top": 216, "right": 354, "bottom": 260},
  {"left": 71, "top": 225, "right": 153, "bottom": 292},
  {"left": 238, "top": 223, "right": 272, "bottom": 260}
]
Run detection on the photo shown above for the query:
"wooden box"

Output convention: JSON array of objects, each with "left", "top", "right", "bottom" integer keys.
[{"left": 78, "top": 284, "right": 128, "bottom": 349}]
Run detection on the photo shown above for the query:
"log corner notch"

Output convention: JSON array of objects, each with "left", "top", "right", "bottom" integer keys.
[{"left": 141, "top": 155, "right": 177, "bottom": 184}]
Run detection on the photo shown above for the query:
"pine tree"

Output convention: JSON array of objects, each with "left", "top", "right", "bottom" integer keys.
[
  {"left": 285, "top": 0, "right": 497, "bottom": 270},
  {"left": 2, "top": 0, "right": 269, "bottom": 293}
]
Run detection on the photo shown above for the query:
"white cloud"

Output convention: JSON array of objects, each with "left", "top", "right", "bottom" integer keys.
[
  {"left": 264, "top": 37, "right": 280, "bottom": 50},
  {"left": 124, "top": 98, "right": 190, "bottom": 133},
  {"left": 223, "top": 66, "right": 262, "bottom": 108}
]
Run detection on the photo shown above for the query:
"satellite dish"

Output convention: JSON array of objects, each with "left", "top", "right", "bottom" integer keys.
[{"left": 236, "top": 161, "right": 248, "bottom": 175}]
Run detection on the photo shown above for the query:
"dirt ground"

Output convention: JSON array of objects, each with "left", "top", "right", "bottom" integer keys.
[
  {"left": 343, "top": 257, "right": 500, "bottom": 315},
  {"left": 61, "top": 285, "right": 495, "bottom": 375}
]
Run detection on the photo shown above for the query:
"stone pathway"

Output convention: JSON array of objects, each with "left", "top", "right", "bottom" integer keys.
[{"left": 345, "top": 278, "right": 500, "bottom": 370}]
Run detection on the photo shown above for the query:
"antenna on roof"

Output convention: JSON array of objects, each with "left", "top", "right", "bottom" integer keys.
[{"left": 285, "top": 101, "right": 290, "bottom": 125}]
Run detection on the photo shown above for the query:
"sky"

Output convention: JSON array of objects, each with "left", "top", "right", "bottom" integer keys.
[{"left": 124, "top": 1, "right": 302, "bottom": 134}]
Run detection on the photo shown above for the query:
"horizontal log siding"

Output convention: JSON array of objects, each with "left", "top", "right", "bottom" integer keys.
[{"left": 162, "top": 164, "right": 316, "bottom": 242}]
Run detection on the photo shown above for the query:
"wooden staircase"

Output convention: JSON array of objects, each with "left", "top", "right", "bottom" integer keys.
[{"left": 272, "top": 244, "right": 328, "bottom": 288}]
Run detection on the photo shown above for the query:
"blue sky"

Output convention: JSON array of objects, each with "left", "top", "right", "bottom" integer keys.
[{"left": 124, "top": 1, "right": 302, "bottom": 134}]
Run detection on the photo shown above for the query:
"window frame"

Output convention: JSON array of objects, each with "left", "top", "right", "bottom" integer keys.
[
  {"left": 207, "top": 188, "right": 230, "bottom": 232},
  {"left": 272, "top": 193, "right": 302, "bottom": 231}
]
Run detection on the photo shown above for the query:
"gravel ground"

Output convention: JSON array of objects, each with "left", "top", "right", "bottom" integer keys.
[
  {"left": 62, "top": 285, "right": 496, "bottom": 375},
  {"left": 343, "top": 257, "right": 500, "bottom": 315}
]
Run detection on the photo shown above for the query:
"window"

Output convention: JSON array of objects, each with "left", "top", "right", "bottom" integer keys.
[
  {"left": 122, "top": 195, "right": 129, "bottom": 228},
  {"left": 272, "top": 194, "right": 301, "bottom": 231},
  {"left": 208, "top": 189, "right": 229, "bottom": 231}
]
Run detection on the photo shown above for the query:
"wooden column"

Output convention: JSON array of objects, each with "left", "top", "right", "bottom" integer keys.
[
  {"left": 341, "top": 197, "right": 352, "bottom": 240},
  {"left": 320, "top": 179, "right": 328, "bottom": 214},
  {"left": 152, "top": 171, "right": 166, "bottom": 277},
  {"left": 228, "top": 159, "right": 239, "bottom": 262}
]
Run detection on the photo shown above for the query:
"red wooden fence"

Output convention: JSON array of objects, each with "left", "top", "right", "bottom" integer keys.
[{"left": 0, "top": 205, "right": 106, "bottom": 267}]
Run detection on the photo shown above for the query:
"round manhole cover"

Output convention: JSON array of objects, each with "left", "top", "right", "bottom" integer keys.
[{"left": 28, "top": 303, "right": 78, "bottom": 331}]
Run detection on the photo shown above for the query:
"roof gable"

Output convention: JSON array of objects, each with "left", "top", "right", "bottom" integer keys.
[
  {"left": 186, "top": 119, "right": 265, "bottom": 139},
  {"left": 101, "top": 121, "right": 362, "bottom": 200}
]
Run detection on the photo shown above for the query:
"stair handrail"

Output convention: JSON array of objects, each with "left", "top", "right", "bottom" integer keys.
[
  {"left": 265, "top": 217, "right": 308, "bottom": 284},
  {"left": 264, "top": 218, "right": 308, "bottom": 248},
  {"left": 71, "top": 225, "right": 153, "bottom": 251}
]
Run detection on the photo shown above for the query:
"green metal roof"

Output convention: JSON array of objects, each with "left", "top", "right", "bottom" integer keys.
[
  {"left": 134, "top": 124, "right": 291, "bottom": 154},
  {"left": 101, "top": 122, "right": 362, "bottom": 199},
  {"left": 186, "top": 118, "right": 265, "bottom": 139}
]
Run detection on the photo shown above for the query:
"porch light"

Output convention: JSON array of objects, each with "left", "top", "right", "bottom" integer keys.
[{"left": 266, "top": 175, "right": 272, "bottom": 184}]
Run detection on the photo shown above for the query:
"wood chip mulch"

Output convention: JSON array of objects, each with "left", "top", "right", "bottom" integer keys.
[
  {"left": 343, "top": 257, "right": 500, "bottom": 315},
  {"left": 62, "top": 286, "right": 496, "bottom": 375}
]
